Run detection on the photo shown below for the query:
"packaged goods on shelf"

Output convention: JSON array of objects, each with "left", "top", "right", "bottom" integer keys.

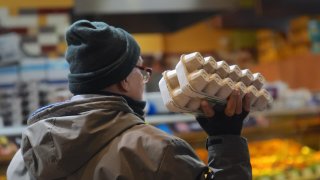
[
  {"left": 0, "top": 58, "right": 70, "bottom": 127},
  {"left": 46, "top": 59, "right": 69, "bottom": 84},
  {"left": 159, "top": 52, "right": 273, "bottom": 114},
  {"left": 257, "top": 30, "right": 280, "bottom": 63},
  {"left": 44, "top": 59, "right": 70, "bottom": 103},
  {"left": 265, "top": 81, "right": 314, "bottom": 110},
  {"left": 308, "top": 19, "right": 320, "bottom": 53},
  {"left": 0, "top": 33, "right": 23, "bottom": 63},
  {"left": 0, "top": 65, "right": 19, "bottom": 88},
  {"left": 145, "top": 92, "right": 169, "bottom": 115},
  {"left": 0, "top": 65, "right": 22, "bottom": 126}
]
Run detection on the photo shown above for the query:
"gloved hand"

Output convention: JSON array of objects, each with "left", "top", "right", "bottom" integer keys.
[{"left": 196, "top": 90, "right": 251, "bottom": 136}]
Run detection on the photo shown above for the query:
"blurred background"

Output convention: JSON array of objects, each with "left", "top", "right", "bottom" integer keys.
[{"left": 1, "top": 0, "right": 320, "bottom": 179}]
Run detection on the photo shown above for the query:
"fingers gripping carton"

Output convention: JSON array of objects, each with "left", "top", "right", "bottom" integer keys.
[{"left": 159, "top": 52, "right": 273, "bottom": 113}]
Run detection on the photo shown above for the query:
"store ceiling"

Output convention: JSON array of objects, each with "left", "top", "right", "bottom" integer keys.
[{"left": 73, "top": 0, "right": 320, "bottom": 33}]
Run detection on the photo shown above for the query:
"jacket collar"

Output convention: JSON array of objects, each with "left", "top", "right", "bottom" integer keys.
[{"left": 92, "top": 91, "right": 146, "bottom": 120}]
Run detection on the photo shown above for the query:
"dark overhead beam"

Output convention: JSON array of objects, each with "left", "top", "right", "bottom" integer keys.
[
  {"left": 72, "top": 0, "right": 320, "bottom": 32},
  {"left": 72, "top": 12, "right": 217, "bottom": 33},
  {"left": 73, "top": 0, "right": 239, "bottom": 33},
  {"left": 260, "top": 0, "right": 320, "bottom": 17},
  {"left": 74, "top": 0, "right": 239, "bottom": 14},
  {"left": 220, "top": 10, "right": 290, "bottom": 31}
]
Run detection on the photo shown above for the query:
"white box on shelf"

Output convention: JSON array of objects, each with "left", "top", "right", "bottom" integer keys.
[
  {"left": 0, "top": 65, "right": 19, "bottom": 88},
  {"left": 145, "top": 92, "right": 169, "bottom": 114},
  {"left": 46, "top": 58, "right": 69, "bottom": 89},
  {"left": 0, "top": 33, "right": 23, "bottom": 62}
]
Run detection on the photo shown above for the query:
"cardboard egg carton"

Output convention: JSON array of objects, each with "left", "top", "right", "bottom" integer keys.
[
  {"left": 159, "top": 52, "right": 273, "bottom": 113},
  {"left": 158, "top": 70, "right": 202, "bottom": 113}
]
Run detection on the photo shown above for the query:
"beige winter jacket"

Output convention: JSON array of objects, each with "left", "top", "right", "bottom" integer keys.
[{"left": 7, "top": 95, "right": 251, "bottom": 180}]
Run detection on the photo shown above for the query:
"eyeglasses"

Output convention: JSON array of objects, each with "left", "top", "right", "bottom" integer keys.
[{"left": 135, "top": 65, "right": 152, "bottom": 83}]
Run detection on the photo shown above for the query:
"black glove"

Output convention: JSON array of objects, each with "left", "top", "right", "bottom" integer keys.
[{"left": 196, "top": 105, "right": 249, "bottom": 136}]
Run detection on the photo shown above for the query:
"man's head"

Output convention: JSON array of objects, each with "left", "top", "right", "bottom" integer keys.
[{"left": 65, "top": 20, "right": 148, "bottom": 100}]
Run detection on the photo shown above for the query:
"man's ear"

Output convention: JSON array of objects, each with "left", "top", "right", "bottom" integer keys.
[{"left": 119, "top": 78, "right": 130, "bottom": 92}]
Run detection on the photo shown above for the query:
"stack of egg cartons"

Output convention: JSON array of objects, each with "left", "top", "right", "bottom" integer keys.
[{"left": 159, "top": 52, "right": 273, "bottom": 114}]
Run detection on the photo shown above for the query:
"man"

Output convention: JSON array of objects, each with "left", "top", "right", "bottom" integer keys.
[{"left": 7, "top": 20, "right": 252, "bottom": 180}]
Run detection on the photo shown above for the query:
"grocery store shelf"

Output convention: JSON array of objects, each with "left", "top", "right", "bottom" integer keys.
[
  {"left": 0, "top": 126, "right": 26, "bottom": 136},
  {"left": 253, "top": 106, "right": 320, "bottom": 117},
  {"left": 146, "top": 106, "right": 320, "bottom": 124},
  {"left": 146, "top": 114, "right": 195, "bottom": 124},
  {"left": 0, "top": 60, "right": 19, "bottom": 67},
  {"left": 0, "top": 106, "right": 319, "bottom": 136},
  {"left": 0, "top": 114, "right": 196, "bottom": 136}
]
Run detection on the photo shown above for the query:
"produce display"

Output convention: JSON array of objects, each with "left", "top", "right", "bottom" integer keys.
[
  {"left": 195, "top": 139, "right": 320, "bottom": 180},
  {"left": 0, "top": 136, "right": 18, "bottom": 180},
  {"left": 0, "top": 136, "right": 17, "bottom": 159},
  {"left": 250, "top": 139, "right": 320, "bottom": 180}
]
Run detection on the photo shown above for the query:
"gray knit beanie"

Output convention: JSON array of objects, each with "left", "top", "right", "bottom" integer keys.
[{"left": 65, "top": 20, "right": 140, "bottom": 94}]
